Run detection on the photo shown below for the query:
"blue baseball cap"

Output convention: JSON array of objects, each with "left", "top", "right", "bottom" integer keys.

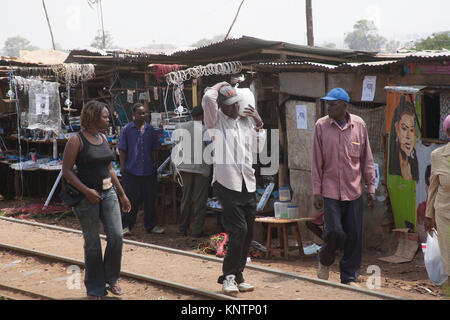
[{"left": 321, "top": 88, "right": 350, "bottom": 103}]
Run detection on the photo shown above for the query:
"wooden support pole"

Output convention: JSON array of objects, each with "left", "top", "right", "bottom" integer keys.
[
  {"left": 306, "top": 0, "right": 314, "bottom": 47},
  {"left": 42, "top": 0, "right": 56, "bottom": 50}
]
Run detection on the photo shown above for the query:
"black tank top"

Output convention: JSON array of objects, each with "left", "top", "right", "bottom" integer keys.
[{"left": 75, "top": 132, "right": 115, "bottom": 191}]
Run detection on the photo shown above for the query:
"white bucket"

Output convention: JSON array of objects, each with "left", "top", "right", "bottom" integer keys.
[
  {"left": 288, "top": 205, "right": 299, "bottom": 219},
  {"left": 275, "top": 201, "right": 290, "bottom": 219}
]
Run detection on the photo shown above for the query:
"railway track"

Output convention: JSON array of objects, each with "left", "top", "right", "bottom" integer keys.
[
  {"left": 0, "top": 282, "right": 55, "bottom": 300},
  {"left": 0, "top": 247, "right": 227, "bottom": 300},
  {"left": 0, "top": 216, "right": 406, "bottom": 301}
]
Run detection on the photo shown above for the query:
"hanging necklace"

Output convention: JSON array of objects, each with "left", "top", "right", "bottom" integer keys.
[{"left": 84, "top": 129, "right": 100, "bottom": 139}]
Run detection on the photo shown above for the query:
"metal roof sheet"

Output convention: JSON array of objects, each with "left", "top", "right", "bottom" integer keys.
[{"left": 65, "top": 36, "right": 379, "bottom": 65}]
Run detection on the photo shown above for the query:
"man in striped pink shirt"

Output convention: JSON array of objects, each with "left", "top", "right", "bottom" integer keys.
[{"left": 311, "top": 88, "right": 376, "bottom": 286}]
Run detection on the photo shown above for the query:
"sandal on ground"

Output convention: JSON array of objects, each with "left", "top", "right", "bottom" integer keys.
[
  {"left": 106, "top": 283, "right": 123, "bottom": 296},
  {"left": 87, "top": 295, "right": 102, "bottom": 300}
]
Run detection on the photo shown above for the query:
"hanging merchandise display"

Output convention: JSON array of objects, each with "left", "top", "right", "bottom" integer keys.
[
  {"left": 51, "top": 63, "right": 96, "bottom": 86},
  {"left": 163, "top": 61, "right": 242, "bottom": 118},
  {"left": 13, "top": 76, "right": 61, "bottom": 133},
  {"left": 51, "top": 63, "right": 95, "bottom": 128},
  {"left": 164, "top": 61, "right": 242, "bottom": 85}
]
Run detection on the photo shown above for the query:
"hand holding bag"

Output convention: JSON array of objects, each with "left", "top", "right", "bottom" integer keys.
[
  {"left": 424, "top": 230, "right": 448, "bottom": 285},
  {"left": 59, "top": 184, "right": 84, "bottom": 207}
]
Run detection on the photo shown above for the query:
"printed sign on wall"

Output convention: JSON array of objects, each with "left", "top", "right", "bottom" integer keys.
[
  {"left": 35, "top": 94, "right": 50, "bottom": 115},
  {"left": 362, "top": 76, "right": 377, "bottom": 102},
  {"left": 296, "top": 105, "right": 307, "bottom": 130}
]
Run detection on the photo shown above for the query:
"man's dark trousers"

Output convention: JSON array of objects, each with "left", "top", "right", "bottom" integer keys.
[
  {"left": 121, "top": 171, "right": 157, "bottom": 232},
  {"left": 214, "top": 181, "right": 256, "bottom": 284},
  {"left": 319, "top": 196, "right": 363, "bottom": 284},
  {"left": 179, "top": 172, "right": 210, "bottom": 236}
]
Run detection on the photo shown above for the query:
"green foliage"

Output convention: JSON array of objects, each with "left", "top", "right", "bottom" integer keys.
[
  {"left": 322, "top": 42, "right": 337, "bottom": 49},
  {"left": 3, "top": 36, "right": 39, "bottom": 57},
  {"left": 90, "top": 30, "right": 114, "bottom": 49},
  {"left": 191, "top": 34, "right": 227, "bottom": 48},
  {"left": 344, "top": 19, "right": 387, "bottom": 52},
  {"left": 414, "top": 32, "right": 450, "bottom": 50},
  {"left": 384, "top": 40, "right": 402, "bottom": 53},
  {"left": 144, "top": 43, "right": 175, "bottom": 49}
]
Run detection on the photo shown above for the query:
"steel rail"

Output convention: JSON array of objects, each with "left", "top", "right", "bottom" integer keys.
[
  {"left": 0, "top": 242, "right": 237, "bottom": 301},
  {"left": 0, "top": 283, "right": 55, "bottom": 300},
  {"left": 0, "top": 216, "right": 406, "bottom": 300}
]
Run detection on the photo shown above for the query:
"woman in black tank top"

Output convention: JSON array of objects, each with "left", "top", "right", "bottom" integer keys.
[{"left": 62, "top": 101, "right": 130, "bottom": 299}]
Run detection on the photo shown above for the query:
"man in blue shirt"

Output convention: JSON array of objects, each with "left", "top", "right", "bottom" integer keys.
[{"left": 119, "top": 103, "right": 164, "bottom": 235}]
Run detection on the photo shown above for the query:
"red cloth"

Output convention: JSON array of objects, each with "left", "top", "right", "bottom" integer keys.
[
  {"left": 152, "top": 64, "right": 180, "bottom": 82},
  {"left": 417, "top": 201, "right": 427, "bottom": 226}
]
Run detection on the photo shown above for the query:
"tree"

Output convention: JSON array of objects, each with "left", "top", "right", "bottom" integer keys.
[
  {"left": 90, "top": 30, "right": 114, "bottom": 49},
  {"left": 3, "top": 36, "right": 39, "bottom": 57},
  {"left": 321, "top": 42, "right": 337, "bottom": 49},
  {"left": 344, "top": 20, "right": 386, "bottom": 52},
  {"left": 191, "top": 34, "right": 227, "bottom": 48},
  {"left": 384, "top": 40, "right": 402, "bottom": 53},
  {"left": 414, "top": 31, "right": 450, "bottom": 50},
  {"left": 144, "top": 43, "right": 175, "bottom": 49}
]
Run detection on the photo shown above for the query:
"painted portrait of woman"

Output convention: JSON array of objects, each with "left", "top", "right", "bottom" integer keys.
[{"left": 388, "top": 95, "right": 419, "bottom": 181}]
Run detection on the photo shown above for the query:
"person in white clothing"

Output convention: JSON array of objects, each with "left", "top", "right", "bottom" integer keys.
[{"left": 202, "top": 82, "right": 266, "bottom": 295}]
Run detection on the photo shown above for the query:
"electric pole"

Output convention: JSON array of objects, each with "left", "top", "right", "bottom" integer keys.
[
  {"left": 306, "top": 0, "right": 314, "bottom": 46},
  {"left": 225, "top": 0, "right": 245, "bottom": 40},
  {"left": 42, "top": 0, "right": 56, "bottom": 50}
]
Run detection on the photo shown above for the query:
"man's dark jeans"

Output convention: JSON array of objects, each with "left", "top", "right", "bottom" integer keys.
[
  {"left": 319, "top": 196, "right": 363, "bottom": 284},
  {"left": 214, "top": 182, "right": 256, "bottom": 284},
  {"left": 121, "top": 171, "right": 157, "bottom": 232}
]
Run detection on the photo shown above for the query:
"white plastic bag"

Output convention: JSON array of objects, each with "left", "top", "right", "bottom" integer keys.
[{"left": 424, "top": 230, "right": 448, "bottom": 285}]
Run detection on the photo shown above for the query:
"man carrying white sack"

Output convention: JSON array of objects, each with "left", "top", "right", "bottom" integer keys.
[{"left": 202, "top": 82, "right": 266, "bottom": 295}]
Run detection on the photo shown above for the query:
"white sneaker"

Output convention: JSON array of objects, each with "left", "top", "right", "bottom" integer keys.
[
  {"left": 122, "top": 227, "right": 131, "bottom": 236},
  {"left": 222, "top": 275, "right": 239, "bottom": 295},
  {"left": 238, "top": 282, "right": 255, "bottom": 292},
  {"left": 150, "top": 226, "right": 165, "bottom": 234},
  {"left": 344, "top": 281, "right": 361, "bottom": 288},
  {"left": 317, "top": 262, "right": 329, "bottom": 280}
]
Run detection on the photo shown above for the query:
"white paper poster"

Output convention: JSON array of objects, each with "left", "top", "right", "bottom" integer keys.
[
  {"left": 361, "top": 76, "right": 377, "bottom": 101},
  {"left": 35, "top": 94, "right": 50, "bottom": 115},
  {"left": 296, "top": 105, "right": 307, "bottom": 130}
]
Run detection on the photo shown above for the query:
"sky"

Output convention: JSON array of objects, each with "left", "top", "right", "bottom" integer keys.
[{"left": 1, "top": 0, "right": 450, "bottom": 51}]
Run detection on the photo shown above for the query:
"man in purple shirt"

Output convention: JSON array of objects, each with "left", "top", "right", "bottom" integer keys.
[
  {"left": 119, "top": 103, "right": 164, "bottom": 235},
  {"left": 312, "top": 88, "right": 376, "bottom": 286}
]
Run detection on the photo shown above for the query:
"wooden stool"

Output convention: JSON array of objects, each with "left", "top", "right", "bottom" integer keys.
[{"left": 255, "top": 217, "right": 314, "bottom": 260}]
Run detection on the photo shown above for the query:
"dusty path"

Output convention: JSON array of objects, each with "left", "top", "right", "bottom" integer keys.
[
  {"left": 0, "top": 218, "right": 400, "bottom": 300},
  {"left": 0, "top": 249, "right": 202, "bottom": 300}
]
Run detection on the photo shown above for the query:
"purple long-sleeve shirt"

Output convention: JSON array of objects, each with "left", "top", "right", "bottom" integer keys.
[
  {"left": 311, "top": 113, "right": 376, "bottom": 201},
  {"left": 119, "top": 122, "right": 161, "bottom": 176}
]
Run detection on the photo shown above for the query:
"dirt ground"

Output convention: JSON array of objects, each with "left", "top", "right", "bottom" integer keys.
[{"left": 0, "top": 197, "right": 448, "bottom": 300}]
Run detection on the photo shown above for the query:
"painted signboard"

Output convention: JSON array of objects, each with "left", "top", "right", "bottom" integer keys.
[
  {"left": 386, "top": 90, "right": 440, "bottom": 235},
  {"left": 386, "top": 91, "right": 421, "bottom": 231}
]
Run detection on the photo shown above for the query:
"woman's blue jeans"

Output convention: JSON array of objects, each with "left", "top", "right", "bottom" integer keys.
[{"left": 73, "top": 188, "right": 123, "bottom": 297}]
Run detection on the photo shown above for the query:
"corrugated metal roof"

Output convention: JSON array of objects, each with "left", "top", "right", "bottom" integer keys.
[
  {"left": 384, "top": 85, "right": 426, "bottom": 93},
  {"left": 65, "top": 36, "right": 379, "bottom": 65},
  {"left": 252, "top": 59, "right": 399, "bottom": 73},
  {"left": 376, "top": 50, "right": 450, "bottom": 60},
  {"left": 254, "top": 61, "right": 338, "bottom": 71},
  {"left": 341, "top": 60, "right": 399, "bottom": 68}
]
